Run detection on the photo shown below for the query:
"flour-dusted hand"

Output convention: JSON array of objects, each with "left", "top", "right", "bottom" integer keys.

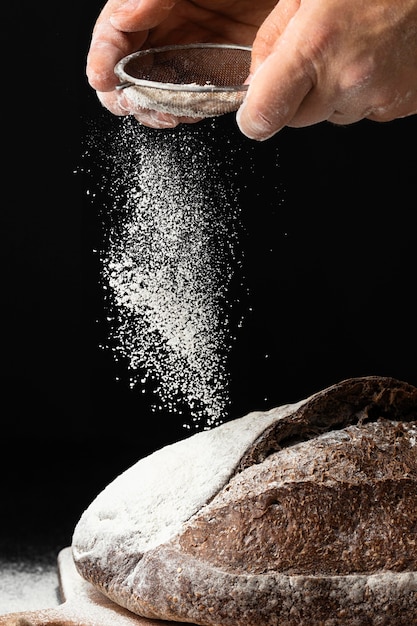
[
  {"left": 237, "top": 0, "right": 417, "bottom": 140},
  {"left": 86, "top": 0, "right": 274, "bottom": 128},
  {"left": 86, "top": 0, "right": 417, "bottom": 138}
]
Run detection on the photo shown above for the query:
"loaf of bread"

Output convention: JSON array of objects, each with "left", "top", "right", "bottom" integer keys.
[{"left": 72, "top": 376, "right": 417, "bottom": 625}]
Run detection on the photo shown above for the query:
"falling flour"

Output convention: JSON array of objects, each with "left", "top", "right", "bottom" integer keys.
[{"left": 82, "top": 117, "right": 248, "bottom": 430}]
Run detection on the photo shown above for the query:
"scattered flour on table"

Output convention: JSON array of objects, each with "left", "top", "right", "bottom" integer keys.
[
  {"left": 82, "top": 117, "right": 249, "bottom": 430},
  {"left": 0, "top": 560, "right": 60, "bottom": 613}
]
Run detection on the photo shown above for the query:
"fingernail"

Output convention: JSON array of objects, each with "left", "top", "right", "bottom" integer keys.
[
  {"left": 235, "top": 100, "right": 246, "bottom": 128},
  {"left": 236, "top": 101, "right": 263, "bottom": 141},
  {"left": 236, "top": 100, "right": 277, "bottom": 142}
]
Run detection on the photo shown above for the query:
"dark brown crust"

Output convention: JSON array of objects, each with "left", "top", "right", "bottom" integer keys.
[
  {"left": 178, "top": 420, "right": 417, "bottom": 575},
  {"left": 237, "top": 376, "right": 417, "bottom": 471},
  {"left": 116, "top": 548, "right": 417, "bottom": 626},
  {"left": 74, "top": 376, "right": 417, "bottom": 626}
]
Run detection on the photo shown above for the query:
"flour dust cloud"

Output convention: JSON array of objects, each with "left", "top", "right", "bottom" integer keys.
[{"left": 83, "top": 117, "right": 250, "bottom": 430}]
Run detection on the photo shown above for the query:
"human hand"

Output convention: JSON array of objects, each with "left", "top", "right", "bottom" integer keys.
[
  {"left": 237, "top": 0, "right": 417, "bottom": 140},
  {"left": 86, "top": 0, "right": 275, "bottom": 128},
  {"left": 86, "top": 0, "right": 417, "bottom": 139}
]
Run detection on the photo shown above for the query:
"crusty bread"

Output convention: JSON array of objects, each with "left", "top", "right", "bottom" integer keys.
[{"left": 72, "top": 376, "right": 417, "bottom": 625}]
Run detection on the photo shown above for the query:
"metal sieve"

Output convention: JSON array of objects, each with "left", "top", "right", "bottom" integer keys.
[{"left": 114, "top": 43, "right": 252, "bottom": 118}]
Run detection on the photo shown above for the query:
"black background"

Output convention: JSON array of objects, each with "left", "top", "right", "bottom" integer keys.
[{"left": 2, "top": 2, "right": 416, "bottom": 562}]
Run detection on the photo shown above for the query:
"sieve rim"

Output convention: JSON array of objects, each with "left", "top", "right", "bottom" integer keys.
[{"left": 114, "top": 43, "right": 252, "bottom": 93}]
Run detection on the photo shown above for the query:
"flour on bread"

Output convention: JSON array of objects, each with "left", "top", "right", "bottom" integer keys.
[{"left": 72, "top": 402, "right": 302, "bottom": 565}]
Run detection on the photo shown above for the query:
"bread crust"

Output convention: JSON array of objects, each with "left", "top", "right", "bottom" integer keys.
[{"left": 72, "top": 376, "right": 417, "bottom": 625}]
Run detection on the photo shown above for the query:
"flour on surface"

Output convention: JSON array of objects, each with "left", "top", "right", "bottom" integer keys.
[
  {"left": 82, "top": 117, "right": 248, "bottom": 430},
  {"left": 0, "top": 559, "right": 60, "bottom": 613}
]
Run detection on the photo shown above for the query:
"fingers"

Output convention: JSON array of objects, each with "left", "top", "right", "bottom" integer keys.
[
  {"left": 237, "top": 0, "right": 417, "bottom": 141},
  {"left": 236, "top": 43, "right": 368, "bottom": 141},
  {"left": 237, "top": 2, "right": 318, "bottom": 140},
  {"left": 132, "top": 111, "right": 202, "bottom": 128},
  {"left": 87, "top": 28, "right": 143, "bottom": 92},
  {"left": 87, "top": 23, "right": 147, "bottom": 92},
  {"left": 87, "top": 0, "right": 417, "bottom": 136},
  {"left": 236, "top": 41, "right": 316, "bottom": 141},
  {"left": 96, "top": 88, "right": 202, "bottom": 129},
  {"left": 87, "top": 0, "right": 178, "bottom": 93},
  {"left": 97, "top": 89, "right": 130, "bottom": 115}
]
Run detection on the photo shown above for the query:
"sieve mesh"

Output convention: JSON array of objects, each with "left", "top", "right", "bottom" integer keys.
[{"left": 114, "top": 43, "right": 252, "bottom": 118}]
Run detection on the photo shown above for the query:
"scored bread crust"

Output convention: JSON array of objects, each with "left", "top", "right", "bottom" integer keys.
[{"left": 72, "top": 376, "right": 417, "bottom": 626}]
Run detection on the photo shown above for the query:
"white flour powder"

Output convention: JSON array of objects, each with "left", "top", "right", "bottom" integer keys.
[
  {"left": 83, "top": 117, "right": 248, "bottom": 430},
  {"left": 0, "top": 559, "right": 59, "bottom": 613}
]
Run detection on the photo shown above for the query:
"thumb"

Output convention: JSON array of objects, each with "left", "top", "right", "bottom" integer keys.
[
  {"left": 237, "top": 46, "right": 313, "bottom": 141},
  {"left": 237, "top": 5, "right": 318, "bottom": 142}
]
